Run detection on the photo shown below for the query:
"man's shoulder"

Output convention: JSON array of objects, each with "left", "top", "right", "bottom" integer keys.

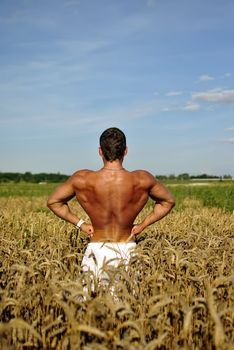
[
  {"left": 72, "top": 169, "right": 94, "bottom": 176},
  {"left": 131, "top": 169, "right": 155, "bottom": 178},
  {"left": 69, "top": 169, "right": 94, "bottom": 183},
  {"left": 68, "top": 169, "right": 98, "bottom": 190},
  {"left": 131, "top": 169, "right": 156, "bottom": 185}
]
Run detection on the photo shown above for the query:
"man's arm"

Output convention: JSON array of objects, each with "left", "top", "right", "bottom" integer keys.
[
  {"left": 131, "top": 176, "right": 175, "bottom": 236},
  {"left": 47, "top": 177, "right": 94, "bottom": 236}
]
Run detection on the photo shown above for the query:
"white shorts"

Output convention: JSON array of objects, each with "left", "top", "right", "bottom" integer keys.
[{"left": 81, "top": 242, "right": 136, "bottom": 279}]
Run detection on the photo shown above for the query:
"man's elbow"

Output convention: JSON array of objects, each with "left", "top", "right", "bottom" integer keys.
[
  {"left": 169, "top": 197, "right": 176, "bottom": 210},
  {"left": 47, "top": 200, "right": 52, "bottom": 210},
  {"left": 47, "top": 197, "right": 64, "bottom": 212},
  {"left": 164, "top": 197, "right": 175, "bottom": 211},
  {"left": 47, "top": 197, "right": 55, "bottom": 211}
]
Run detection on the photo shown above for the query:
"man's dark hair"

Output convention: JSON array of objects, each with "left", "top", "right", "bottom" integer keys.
[{"left": 100, "top": 127, "right": 126, "bottom": 161}]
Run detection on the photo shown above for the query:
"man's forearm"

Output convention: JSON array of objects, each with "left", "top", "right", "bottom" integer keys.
[
  {"left": 47, "top": 201, "right": 94, "bottom": 236},
  {"left": 47, "top": 201, "right": 79, "bottom": 226},
  {"left": 141, "top": 201, "right": 175, "bottom": 230}
]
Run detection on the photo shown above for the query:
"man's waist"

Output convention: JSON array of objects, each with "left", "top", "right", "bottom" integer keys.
[{"left": 90, "top": 229, "right": 133, "bottom": 243}]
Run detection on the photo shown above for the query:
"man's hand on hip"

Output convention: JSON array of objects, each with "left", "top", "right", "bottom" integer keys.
[{"left": 80, "top": 223, "right": 94, "bottom": 238}]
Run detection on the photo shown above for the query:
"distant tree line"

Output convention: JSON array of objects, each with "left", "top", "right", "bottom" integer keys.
[
  {"left": 0, "top": 172, "right": 69, "bottom": 183},
  {"left": 0, "top": 172, "right": 232, "bottom": 183},
  {"left": 156, "top": 173, "right": 232, "bottom": 181}
]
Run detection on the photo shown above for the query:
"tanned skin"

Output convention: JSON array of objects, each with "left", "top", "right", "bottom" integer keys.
[{"left": 47, "top": 147, "right": 175, "bottom": 242}]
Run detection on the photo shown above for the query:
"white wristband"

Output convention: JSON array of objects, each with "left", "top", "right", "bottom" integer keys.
[{"left": 76, "top": 219, "right": 85, "bottom": 228}]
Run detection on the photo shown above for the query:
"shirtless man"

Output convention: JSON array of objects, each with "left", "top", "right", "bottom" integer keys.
[{"left": 47, "top": 127, "right": 175, "bottom": 277}]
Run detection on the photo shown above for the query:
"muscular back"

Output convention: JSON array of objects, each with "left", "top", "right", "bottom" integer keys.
[
  {"left": 72, "top": 169, "right": 152, "bottom": 241},
  {"left": 47, "top": 166, "right": 175, "bottom": 242}
]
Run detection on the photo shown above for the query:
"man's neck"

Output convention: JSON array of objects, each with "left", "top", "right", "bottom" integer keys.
[{"left": 102, "top": 160, "right": 124, "bottom": 171}]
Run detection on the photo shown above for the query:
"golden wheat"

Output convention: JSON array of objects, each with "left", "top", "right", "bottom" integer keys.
[{"left": 0, "top": 196, "right": 233, "bottom": 349}]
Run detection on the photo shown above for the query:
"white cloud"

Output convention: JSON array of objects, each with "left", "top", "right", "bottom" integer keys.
[
  {"left": 183, "top": 102, "right": 200, "bottom": 112},
  {"left": 58, "top": 39, "right": 110, "bottom": 55},
  {"left": 225, "top": 127, "right": 234, "bottom": 131},
  {"left": 166, "top": 91, "right": 183, "bottom": 97},
  {"left": 219, "top": 73, "right": 231, "bottom": 80},
  {"left": 222, "top": 138, "right": 234, "bottom": 144},
  {"left": 199, "top": 74, "right": 215, "bottom": 81},
  {"left": 192, "top": 89, "right": 234, "bottom": 104},
  {"left": 161, "top": 107, "right": 171, "bottom": 112},
  {"left": 162, "top": 100, "right": 200, "bottom": 112}
]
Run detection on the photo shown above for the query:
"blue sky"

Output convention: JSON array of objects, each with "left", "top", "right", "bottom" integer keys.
[{"left": 0, "top": 0, "right": 234, "bottom": 176}]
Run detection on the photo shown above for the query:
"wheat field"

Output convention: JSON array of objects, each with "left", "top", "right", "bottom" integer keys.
[{"left": 0, "top": 189, "right": 234, "bottom": 349}]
